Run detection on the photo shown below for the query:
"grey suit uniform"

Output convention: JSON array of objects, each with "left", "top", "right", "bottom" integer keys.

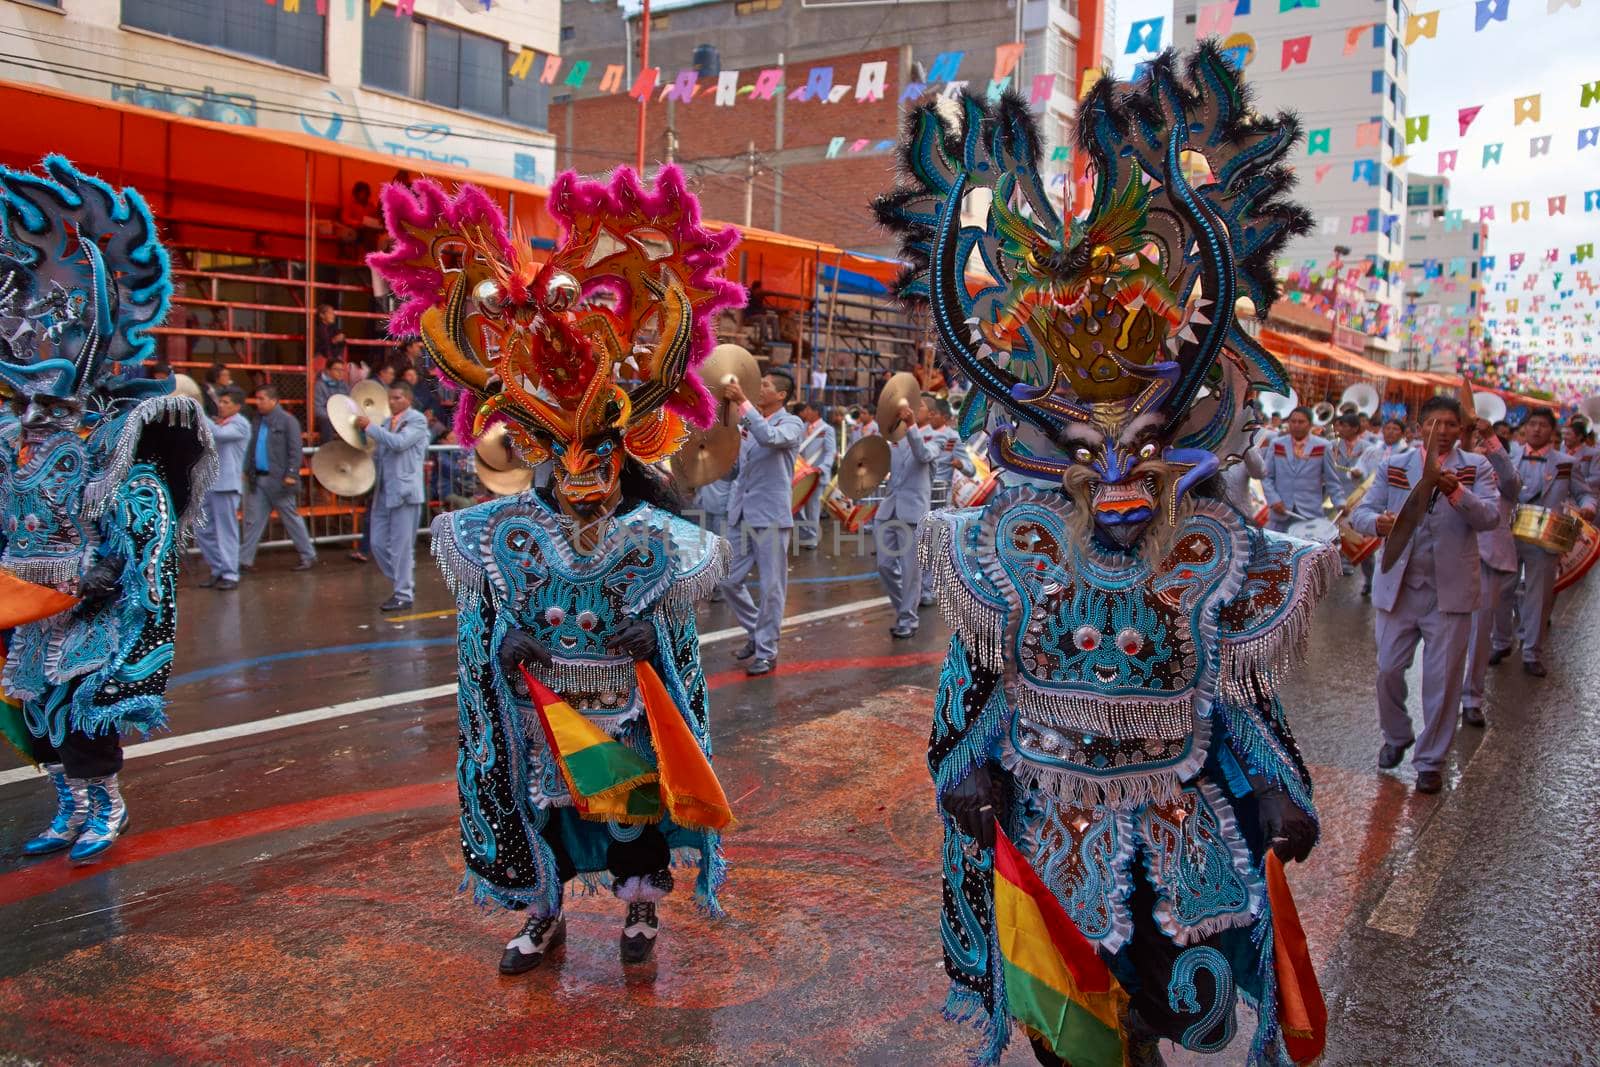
[
  {"left": 1513, "top": 445, "right": 1596, "bottom": 664},
  {"left": 241, "top": 406, "right": 317, "bottom": 566},
  {"left": 719, "top": 405, "right": 804, "bottom": 661},
  {"left": 877, "top": 425, "right": 936, "bottom": 630},
  {"left": 1263, "top": 434, "right": 1346, "bottom": 531},
  {"left": 197, "top": 413, "right": 249, "bottom": 582},
  {"left": 365, "top": 406, "right": 429, "bottom": 601},
  {"left": 1463, "top": 442, "right": 1521, "bottom": 713},
  {"left": 1352, "top": 446, "right": 1500, "bottom": 773},
  {"left": 694, "top": 470, "right": 736, "bottom": 539},
  {"left": 796, "top": 417, "right": 836, "bottom": 547}
]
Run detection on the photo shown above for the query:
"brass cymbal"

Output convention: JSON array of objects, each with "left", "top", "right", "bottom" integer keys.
[
  {"left": 671, "top": 425, "right": 741, "bottom": 490},
  {"left": 697, "top": 343, "right": 761, "bottom": 416},
  {"left": 350, "top": 379, "right": 389, "bottom": 420},
  {"left": 326, "top": 393, "right": 375, "bottom": 452},
  {"left": 310, "top": 439, "right": 376, "bottom": 497},
  {"left": 473, "top": 422, "right": 519, "bottom": 472},
  {"left": 877, "top": 371, "right": 923, "bottom": 443},
  {"left": 475, "top": 456, "right": 534, "bottom": 496},
  {"left": 838, "top": 434, "right": 891, "bottom": 498}
]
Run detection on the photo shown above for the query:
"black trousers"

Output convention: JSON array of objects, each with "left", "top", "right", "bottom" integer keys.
[
  {"left": 538, "top": 818, "right": 670, "bottom": 885},
  {"left": 27, "top": 725, "right": 123, "bottom": 779}
]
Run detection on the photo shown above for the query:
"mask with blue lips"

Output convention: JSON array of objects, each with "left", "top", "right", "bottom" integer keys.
[{"left": 874, "top": 44, "right": 1314, "bottom": 556}]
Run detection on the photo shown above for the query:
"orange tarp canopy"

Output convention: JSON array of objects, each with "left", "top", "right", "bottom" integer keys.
[{"left": 0, "top": 77, "right": 899, "bottom": 296}]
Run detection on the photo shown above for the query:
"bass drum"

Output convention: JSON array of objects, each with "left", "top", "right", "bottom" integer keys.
[
  {"left": 1556, "top": 513, "right": 1600, "bottom": 593},
  {"left": 791, "top": 460, "right": 822, "bottom": 516},
  {"left": 950, "top": 471, "right": 1001, "bottom": 509}
]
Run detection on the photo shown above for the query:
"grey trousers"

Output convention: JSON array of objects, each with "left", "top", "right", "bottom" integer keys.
[
  {"left": 719, "top": 524, "right": 790, "bottom": 661},
  {"left": 797, "top": 490, "right": 823, "bottom": 547},
  {"left": 875, "top": 517, "right": 923, "bottom": 630},
  {"left": 240, "top": 479, "right": 316, "bottom": 566},
  {"left": 1463, "top": 562, "right": 1518, "bottom": 710},
  {"left": 1375, "top": 580, "right": 1474, "bottom": 773},
  {"left": 1516, "top": 543, "right": 1559, "bottom": 663},
  {"left": 370, "top": 501, "right": 422, "bottom": 601},
  {"left": 196, "top": 489, "right": 241, "bottom": 581}
]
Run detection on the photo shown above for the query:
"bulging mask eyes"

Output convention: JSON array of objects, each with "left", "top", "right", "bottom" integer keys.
[
  {"left": 1139, "top": 442, "right": 1158, "bottom": 460},
  {"left": 473, "top": 279, "right": 505, "bottom": 316},
  {"left": 1074, "top": 447, "right": 1093, "bottom": 464},
  {"left": 1117, "top": 628, "right": 1144, "bottom": 656},
  {"left": 594, "top": 440, "right": 615, "bottom": 458},
  {"left": 544, "top": 272, "right": 580, "bottom": 312}
]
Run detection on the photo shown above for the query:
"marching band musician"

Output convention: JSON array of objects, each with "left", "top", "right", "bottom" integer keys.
[
  {"left": 719, "top": 370, "right": 804, "bottom": 676},
  {"left": 875, "top": 396, "right": 935, "bottom": 639},
  {"left": 1351, "top": 396, "right": 1501, "bottom": 794},
  {"left": 1511, "top": 409, "right": 1597, "bottom": 677},
  {"left": 1353, "top": 418, "right": 1414, "bottom": 597},
  {"left": 1460, "top": 417, "right": 1520, "bottom": 728},
  {"left": 1562, "top": 415, "right": 1598, "bottom": 490},
  {"left": 794, "top": 398, "right": 835, "bottom": 550},
  {"left": 918, "top": 396, "right": 971, "bottom": 606},
  {"left": 1263, "top": 405, "right": 1346, "bottom": 531},
  {"left": 1331, "top": 413, "right": 1373, "bottom": 584}
]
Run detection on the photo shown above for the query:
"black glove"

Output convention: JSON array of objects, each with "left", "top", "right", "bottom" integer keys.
[
  {"left": 497, "top": 627, "right": 553, "bottom": 695},
  {"left": 76, "top": 553, "right": 124, "bottom": 612},
  {"left": 940, "top": 763, "right": 1005, "bottom": 850},
  {"left": 605, "top": 615, "right": 658, "bottom": 661},
  {"left": 1257, "top": 788, "right": 1316, "bottom": 863}
]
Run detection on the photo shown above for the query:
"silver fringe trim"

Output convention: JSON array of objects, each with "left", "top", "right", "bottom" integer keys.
[
  {"left": 82, "top": 394, "right": 217, "bottom": 535},
  {"left": 996, "top": 709, "right": 1214, "bottom": 811},
  {"left": 918, "top": 514, "right": 1005, "bottom": 671},
  {"left": 1011, "top": 687, "right": 1196, "bottom": 742},
  {"left": 528, "top": 654, "right": 636, "bottom": 696},
  {"left": 663, "top": 533, "right": 729, "bottom": 613},
  {"left": 0, "top": 553, "right": 90, "bottom": 590},
  {"left": 430, "top": 510, "right": 483, "bottom": 599},
  {"left": 1217, "top": 539, "right": 1341, "bottom": 705}
]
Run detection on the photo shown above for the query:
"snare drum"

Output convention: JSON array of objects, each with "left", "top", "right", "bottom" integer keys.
[
  {"left": 950, "top": 472, "right": 1001, "bottom": 509},
  {"left": 1556, "top": 513, "right": 1600, "bottom": 592},
  {"left": 1511, "top": 505, "right": 1581, "bottom": 555},
  {"left": 1339, "top": 524, "right": 1381, "bottom": 565},
  {"left": 1286, "top": 517, "right": 1341, "bottom": 545},
  {"left": 791, "top": 460, "right": 822, "bottom": 515}
]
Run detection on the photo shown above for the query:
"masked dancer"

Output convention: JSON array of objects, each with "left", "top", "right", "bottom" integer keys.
[
  {"left": 1, "top": 158, "right": 214, "bottom": 862},
  {"left": 370, "top": 165, "right": 740, "bottom": 973},
  {"left": 878, "top": 47, "right": 1330, "bottom": 1066}
]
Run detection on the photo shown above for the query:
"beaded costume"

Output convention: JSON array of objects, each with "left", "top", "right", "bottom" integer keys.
[
  {"left": 0, "top": 156, "right": 214, "bottom": 861},
  {"left": 875, "top": 47, "right": 1333, "bottom": 1064},
  {"left": 370, "top": 165, "right": 741, "bottom": 967}
]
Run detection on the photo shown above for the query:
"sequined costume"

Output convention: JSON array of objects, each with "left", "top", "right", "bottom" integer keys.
[
  {"left": 875, "top": 47, "right": 1333, "bottom": 1064},
  {"left": 0, "top": 156, "right": 214, "bottom": 862},
  {"left": 370, "top": 164, "right": 742, "bottom": 969}
]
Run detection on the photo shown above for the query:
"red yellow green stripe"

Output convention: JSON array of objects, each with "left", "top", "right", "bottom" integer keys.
[
  {"left": 523, "top": 669, "right": 659, "bottom": 823},
  {"left": 994, "top": 824, "right": 1129, "bottom": 1067}
]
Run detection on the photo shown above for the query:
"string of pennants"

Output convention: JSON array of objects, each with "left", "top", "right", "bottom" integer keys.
[{"left": 1126, "top": 0, "right": 1585, "bottom": 63}]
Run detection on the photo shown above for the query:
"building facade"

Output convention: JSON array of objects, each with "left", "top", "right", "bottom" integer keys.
[
  {"left": 553, "top": 0, "right": 1103, "bottom": 253},
  {"left": 0, "top": 0, "right": 558, "bottom": 185},
  {"left": 1172, "top": 0, "right": 1410, "bottom": 361},
  {"left": 1400, "top": 174, "right": 1485, "bottom": 374}
]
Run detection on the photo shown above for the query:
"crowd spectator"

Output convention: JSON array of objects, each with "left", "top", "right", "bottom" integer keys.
[
  {"left": 313, "top": 304, "right": 347, "bottom": 364},
  {"left": 201, "top": 365, "right": 234, "bottom": 417},
  {"left": 313, "top": 358, "right": 350, "bottom": 444},
  {"left": 240, "top": 385, "right": 317, "bottom": 573}
]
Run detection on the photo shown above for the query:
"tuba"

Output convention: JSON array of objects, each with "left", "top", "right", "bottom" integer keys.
[{"left": 1339, "top": 382, "right": 1380, "bottom": 418}]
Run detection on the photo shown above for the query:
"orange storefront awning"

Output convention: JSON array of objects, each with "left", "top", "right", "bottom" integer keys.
[{"left": 0, "top": 77, "right": 899, "bottom": 296}]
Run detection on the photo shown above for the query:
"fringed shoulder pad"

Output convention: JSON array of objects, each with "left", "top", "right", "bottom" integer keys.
[
  {"left": 1216, "top": 530, "right": 1340, "bottom": 704},
  {"left": 918, "top": 505, "right": 1012, "bottom": 672},
  {"left": 84, "top": 394, "right": 215, "bottom": 529}
]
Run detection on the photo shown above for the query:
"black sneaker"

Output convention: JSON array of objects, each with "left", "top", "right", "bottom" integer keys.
[
  {"left": 620, "top": 901, "right": 659, "bottom": 964},
  {"left": 215, "top": 578, "right": 239, "bottom": 591},
  {"left": 732, "top": 640, "right": 756, "bottom": 661},
  {"left": 499, "top": 914, "right": 565, "bottom": 975},
  {"left": 380, "top": 596, "right": 413, "bottom": 612},
  {"left": 198, "top": 574, "right": 219, "bottom": 588}
]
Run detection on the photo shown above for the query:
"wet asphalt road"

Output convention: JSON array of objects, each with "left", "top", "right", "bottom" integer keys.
[{"left": 0, "top": 532, "right": 1594, "bottom": 1065}]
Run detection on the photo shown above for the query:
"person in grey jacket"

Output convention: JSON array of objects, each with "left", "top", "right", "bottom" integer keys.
[
  {"left": 717, "top": 370, "right": 803, "bottom": 676},
  {"left": 197, "top": 387, "right": 250, "bottom": 590},
  {"left": 1262, "top": 406, "right": 1346, "bottom": 530},
  {"left": 876, "top": 397, "right": 936, "bottom": 638},
  {"left": 1460, "top": 420, "right": 1521, "bottom": 727},
  {"left": 1351, "top": 396, "right": 1501, "bottom": 794},
  {"left": 240, "top": 386, "right": 317, "bottom": 572},
  {"left": 355, "top": 381, "right": 429, "bottom": 611},
  {"left": 1512, "top": 408, "right": 1597, "bottom": 675},
  {"left": 794, "top": 399, "right": 836, "bottom": 550}
]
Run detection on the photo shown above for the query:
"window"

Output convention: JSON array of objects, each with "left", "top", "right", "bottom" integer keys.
[
  {"left": 1372, "top": 70, "right": 1385, "bottom": 94},
  {"left": 1373, "top": 24, "right": 1385, "bottom": 47},
  {"left": 561, "top": 25, "right": 575, "bottom": 41},
  {"left": 1472, "top": 232, "right": 1481, "bottom": 251},
  {"left": 650, "top": 13, "right": 671, "bottom": 30},
  {"left": 122, "top": 0, "right": 325, "bottom": 73},
  {"left": 1407, "top": 185, "right": 1430, "bottom": 206},
  {"left": 735, "top": 0, "right": 782, "bottom": 13},
  {"left": 1390, "top": 34, "right": 1398, "bottom": 60},
  {"left": 361, "top": 8, "right": 547, "bottom": 130}
]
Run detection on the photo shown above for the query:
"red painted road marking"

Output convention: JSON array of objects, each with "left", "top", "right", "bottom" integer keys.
[{"left": 0, "top": 651, "right": 947, "bottom": 908}]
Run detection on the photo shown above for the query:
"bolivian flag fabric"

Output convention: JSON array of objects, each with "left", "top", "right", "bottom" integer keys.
[{"left": 993, "top": 823, "right": 1129, "bottom": 1067}]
